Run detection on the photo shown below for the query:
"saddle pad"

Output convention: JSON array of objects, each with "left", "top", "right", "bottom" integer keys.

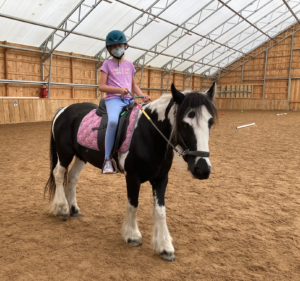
[
  {"left": 77, "top": 109, "right": 101, "bottom": 151},
  {"left": 77, "top": 106, "right": 140, "bottom": 153}
]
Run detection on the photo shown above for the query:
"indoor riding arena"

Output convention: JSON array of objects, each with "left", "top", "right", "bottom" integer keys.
[{"left": 1, "top": 1, "right": 300, "bottom": 280}]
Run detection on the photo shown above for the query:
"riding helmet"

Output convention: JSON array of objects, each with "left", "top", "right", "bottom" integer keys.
[{"left": 106, "top": 30, "right": 127, "bottom": 48}]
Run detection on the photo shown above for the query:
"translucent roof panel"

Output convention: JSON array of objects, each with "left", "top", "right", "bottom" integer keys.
[
  {"left": 0, "top": 0, "right": 81, "bottom": 46},
  {"left": 0, "top": 0, "right": 299, "bottom": 75}
]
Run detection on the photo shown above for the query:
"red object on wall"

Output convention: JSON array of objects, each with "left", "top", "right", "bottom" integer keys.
[{"left": 40, "top": 88, "right": 48, "bottom": 98}]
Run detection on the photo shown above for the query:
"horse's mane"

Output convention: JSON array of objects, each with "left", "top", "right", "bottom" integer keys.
[{"left": 170, "top": 89, "right": 218, "bottom": 145}]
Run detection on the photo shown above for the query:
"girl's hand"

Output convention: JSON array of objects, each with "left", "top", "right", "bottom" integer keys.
[
  {"left": 142, "top": 95, "right": 150, "bottom": 102},
  {"left": 119, "top": 88, "right": 129, "bottom": 96}
]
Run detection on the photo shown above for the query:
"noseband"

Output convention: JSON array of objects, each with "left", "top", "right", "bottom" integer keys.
[{"left": 177, "top": 131, "right": 210, "bottom": 158}]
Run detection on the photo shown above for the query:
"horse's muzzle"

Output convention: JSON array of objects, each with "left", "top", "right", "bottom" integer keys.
[{"left": 190, "top": 158, "right": 211, "bottom": 180}]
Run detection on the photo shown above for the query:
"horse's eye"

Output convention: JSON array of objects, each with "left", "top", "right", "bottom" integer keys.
[
  {"left": 208, "top": 118, "right": 214, "bottom": 128},
  {"left": 188, "top": 111, "right": 195, "bottom": 118}
]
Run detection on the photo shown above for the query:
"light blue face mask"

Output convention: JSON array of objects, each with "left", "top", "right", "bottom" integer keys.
[{"left": 111, "top": 47, "right": 125, "bottom": 58}]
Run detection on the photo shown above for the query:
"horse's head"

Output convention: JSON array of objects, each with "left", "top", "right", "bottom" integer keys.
[{"left": 171, "top": 82, "right": 217, "bottom": 180}]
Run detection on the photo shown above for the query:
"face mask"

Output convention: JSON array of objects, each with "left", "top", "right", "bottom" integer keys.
[{"left": 111, "top": 47, "right": 125, "bottom": 58}]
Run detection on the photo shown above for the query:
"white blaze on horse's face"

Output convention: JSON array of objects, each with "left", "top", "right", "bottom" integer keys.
[{"left": 183, "top": 105, "right": 212, "bottom": 168}]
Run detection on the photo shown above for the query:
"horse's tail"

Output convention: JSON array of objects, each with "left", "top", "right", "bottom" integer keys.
[{"left": 44, "top": 108, "right": 63, "bottom": 200}]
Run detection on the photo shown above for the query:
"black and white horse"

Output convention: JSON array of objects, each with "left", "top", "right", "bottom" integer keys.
[{"left": 45, "top": 82, "right": 217, "bottom": 261}]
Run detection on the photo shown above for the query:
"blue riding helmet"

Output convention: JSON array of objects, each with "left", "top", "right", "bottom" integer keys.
[
  {"left": 106, "top": 30, "right": 129, "bottom": 64},
  {"left": 106, "top": 30, "right": 128, "bottom": 47}
]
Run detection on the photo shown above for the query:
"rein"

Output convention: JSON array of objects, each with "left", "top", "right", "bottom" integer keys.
[
  {"left": 133, "top": 97, "right": 209, "bottom": 159},
  {"left": 108, "top": 78, "right": 209, "bottom": 158}
]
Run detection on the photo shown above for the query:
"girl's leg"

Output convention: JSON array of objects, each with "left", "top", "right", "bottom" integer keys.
[{"left": 104, "top": 98, "right": 129, "bottom": 159}]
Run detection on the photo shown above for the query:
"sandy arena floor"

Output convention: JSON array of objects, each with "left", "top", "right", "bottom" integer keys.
[{"left": 1, "top": 110, "right": 300, "bottom": 280}]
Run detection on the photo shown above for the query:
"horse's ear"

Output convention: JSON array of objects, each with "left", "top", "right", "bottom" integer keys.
[
  {"left": 206, "top": 81, "right": 216, "bottom": 101},
  {"left": 171, "top": 83, "right": 185, "bottom": 104}
]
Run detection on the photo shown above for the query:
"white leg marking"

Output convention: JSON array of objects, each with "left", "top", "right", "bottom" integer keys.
[
  {"left": 122, "top": 201, "right": 142, "bottom": 245},
  {"left": 50, "top": 159, "right": 69, "bottom": 220},
  {"left": 52, "top": 106, "right": 69, "bottom": 141},
  {"left": 152, "top": 195, "right": 174, "bottom": 255},
  {"left": 118, "top": 151, "right": 129, "bottom": 172},
  {"left": 64, "top": 157, "right": 85, "bottom": 214}
]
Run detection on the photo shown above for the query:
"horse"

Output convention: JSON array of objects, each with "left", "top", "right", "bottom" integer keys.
[{"left": 44, "top": 82, "right": 217, "bottom": 261}]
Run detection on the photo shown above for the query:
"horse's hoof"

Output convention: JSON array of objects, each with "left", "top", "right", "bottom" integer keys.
[
  {"left": 160, "top": 250, "right": 175, "bottom": 262},
  {"left": 127, "top": 238, "right": 142, "bottom": 247},
  {"left": 59, "top": 214, "right": 69, "bottom": 221},
  {"left": 71, "top": 212, "right": 82, "bottom": 217},
  {"left": 70, "top": 205, "right": 81, "bottom": 217}
]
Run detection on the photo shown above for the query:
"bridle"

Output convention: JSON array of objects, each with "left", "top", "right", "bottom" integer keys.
[
  {"left": 150, "top": 103, "right": 210, "bottom": 159},
  {"left": 172, "top": 104, "right": 210, "bottom": 159},
  {"left": 176, "top": 131, "right": 210, "bottom": 158}
]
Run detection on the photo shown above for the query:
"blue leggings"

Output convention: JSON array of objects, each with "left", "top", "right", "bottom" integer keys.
[{"left": 105, "top": 98, "right": 133, "bottom": 158}]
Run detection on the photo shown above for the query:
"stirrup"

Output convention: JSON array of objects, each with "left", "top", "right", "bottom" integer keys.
[{"left": 101, "top": 158, "right": 118, "bottom": 174}]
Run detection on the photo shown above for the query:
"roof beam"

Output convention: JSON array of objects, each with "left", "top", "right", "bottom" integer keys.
[
  {"left": 209, "top": 4, "right": 300, "bottom": 77},
  {"left": 0, "top": 12, "right": 220, "bottom": 68},
  {"left": 282, "top": 0, "right": 300, "bottom": 24},
  {"left": 116, "top": 0, "right": 243, "bottom": 55},
  {"left": 134, "top": 0, "right": 238, "bottom": 71},
  {"left": 41, "top": 0, "right": 103, "bottom": 62},
  {"left": 161, "top": 0, "right": 271, "bottom": 77},
  {"left": 218, "top": 0, "right": 277, "bottom": 43},
  {"left": 189, "top": 1, "right": 294, "bottom": 75}
]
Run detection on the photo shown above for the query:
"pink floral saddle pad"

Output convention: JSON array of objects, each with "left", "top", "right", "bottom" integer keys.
[{"left": 77, "top": 106, "right": 140, "bottom": 153}]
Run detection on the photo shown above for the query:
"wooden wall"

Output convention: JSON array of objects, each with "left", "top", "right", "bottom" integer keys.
[
  {"left": 0, "top": 42, "right": 98, "bottom": 99},
  {"left": 0, "top": 99, "right": 99, "bottom": 124},
  {"left": 2, "top": 22, "right": 300, "bottom": 126},
  {"left": 219, "top": 23, "right": 300, "bottom": 110}
]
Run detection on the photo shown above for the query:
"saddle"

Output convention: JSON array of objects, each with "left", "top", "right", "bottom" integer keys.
[{"left": 93, "top": 98, "right": 137, "bottom": 155}]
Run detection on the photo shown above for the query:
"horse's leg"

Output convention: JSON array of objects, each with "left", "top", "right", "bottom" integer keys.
[
  {"left": 50, "top": 148, "right": 74, "bottom": 221},
  {"left": 150, "top": 175, "right": 175, "bottom": 261},
  {"left": 64, "top": 156, "right": 86, "bottom": 217},
  {"left": 122, "top": 175, "right": 142, "bottom": 247}
]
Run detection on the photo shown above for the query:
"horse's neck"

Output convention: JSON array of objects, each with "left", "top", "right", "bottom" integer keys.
[{"left": 144, "top": 94, "right": 175, "bottom": 128}]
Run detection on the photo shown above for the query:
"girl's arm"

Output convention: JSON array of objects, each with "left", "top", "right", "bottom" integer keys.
[
  {"left": 99, "top": 71, "right": 128, "bottom": 95},
  {"left": 132, "top": 75, "right": 150, "bottom": 102}
]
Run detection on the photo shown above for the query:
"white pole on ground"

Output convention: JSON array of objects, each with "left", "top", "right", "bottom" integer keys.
[
  {"left": 276, "top": 113, "right": 287, "bottom": 116},
  {"left": 236, "top": 123, "right": 255, "bottom": 129}
]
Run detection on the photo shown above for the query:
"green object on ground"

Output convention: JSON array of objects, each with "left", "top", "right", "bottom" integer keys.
[{"left": 241, "top": 110, "right": 243, "bottom": 113}]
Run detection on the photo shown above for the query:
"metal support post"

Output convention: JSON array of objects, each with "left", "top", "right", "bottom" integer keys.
[
  {"left": 241, "top": 63, "right": 244, "bottom": 84},
  {"left": 287, "top": 33, "right": 294, "bottom": 109},
  {"left": 188, "top": 74, "right": 193, "bottom": 89},
  {"left": 139, "top": 67, "right": 144, "bottom": 88},
  {"left": 47, "top": 54, "right": 53, "bottom": 98},
  {"left": 46, "top": 34, "right": 54, "bottom": 98},
  {"left": 95, "top": 63, "right": 99, "bottom": 98},
  {"left": 205, "top": 75, "right": 209, "bottom": 90},
  {"left": 166, "top": 71, "right": 172, "bottom": 94},
  {"left": 41, "top": 61, "right": 44, "bottom": 81},
  {"left": 262, "top": 49, "right": 268, "bottom": 99}
]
